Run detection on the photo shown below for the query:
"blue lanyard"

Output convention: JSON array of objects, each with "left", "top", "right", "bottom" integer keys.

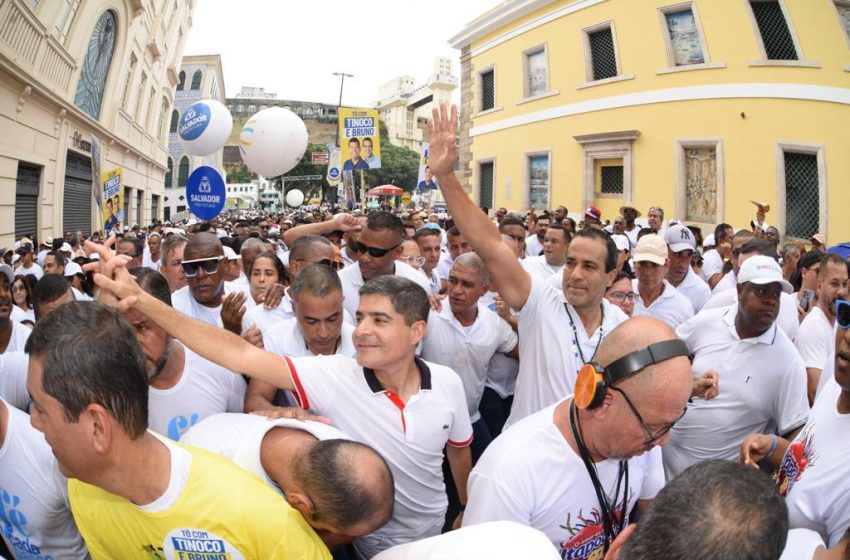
[{"left": 564, "top": 303, "right": 604, "bottom": 371}]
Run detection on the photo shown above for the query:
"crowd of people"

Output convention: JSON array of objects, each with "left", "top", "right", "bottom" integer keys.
[{"left": 1, "top": 102, "right": 849, "bottom": 559}]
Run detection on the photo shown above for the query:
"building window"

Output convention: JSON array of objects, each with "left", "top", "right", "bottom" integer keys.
[
  {"left": 749, "top": 0, "right": 798, "bottom": 60},
  {"left": 54, "top": 0, "right": 81, "bottom": 44},
  {"left": 73, "top": 10, "right": 117, "bottom": 119},
  {"left": 151, "top": 194, "right": 159, "bottom": 221},
  {"left": 599, "top": 164, "right": 624, "bottom": 195},
  {"left": 177, "top": 70, "right": 185, "bottom": 90},
  {"left": 134, "top": 72, "right": 147, "bottom": 121},
  {"left": 145, "top": 87, "right": 156, "bottom": 130},
  {"left": 170, "top": 109, "right": 179, "bottom": 133},
  {"left": 478, "top": 161, "right": 494, "bottom": 209},
  {"left": 157, "top": 97, "right": 169, "bottom": 139},
  {"left": 523, "top": 45, "right": 549, "bottom": 98},
  {"left": 586, "top": 25, "right": 619, "bottom": 81},
  {"left": 527, "top": 154, "right": 550, "bottom": 210},
  {"left": 15, "top": 162, "right": 40, "bottom": 240},
  {"left": 661, "top": 6, "right": 706, "bottom": 66},
  {"left": 120, "top": 53, "right": 137, "bottom": 109},
  {"left": 783, "top": 152, "right": 820, "bottom": 239},
  {"left": 177, "top": 156, "right": 189, "bottom": 187},
  {"left": 574, "top": 130, "right": 640, "bottom": 210},
  {"left": 479, "top": 67, "right": 495, "bottom": 112},
  {"left": 835, "top": 1, "right": 850, "bottom": 43},
  {"left": 191, "top": 70, "right": 202, "bottom": 90},
  {"left": 165, "top": 157, "right": 173, "bottom": 188}
]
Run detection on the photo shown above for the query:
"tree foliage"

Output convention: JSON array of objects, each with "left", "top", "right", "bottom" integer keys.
[{"left": 364, "top": 122, "right": 420, "bottom": 191}]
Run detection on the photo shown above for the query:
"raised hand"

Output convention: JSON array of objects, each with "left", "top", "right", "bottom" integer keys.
[
  {"left": 85, "top": 240, "right": 140, "bottom": 312},
  {"left": 427, "top": 102, "right": 459, "bottom": 178}
]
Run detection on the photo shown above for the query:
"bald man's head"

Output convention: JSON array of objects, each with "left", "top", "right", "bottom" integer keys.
[{"left": 184, "top": 232, "right": 223, "bottom": 259}]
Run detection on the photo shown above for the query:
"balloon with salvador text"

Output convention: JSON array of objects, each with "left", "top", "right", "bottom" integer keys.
[
  {"left": 178, "top": 100, "right": 233, "bottom": 156},
  {"left": 186, "top": 166, "right": 226, "bottom": 220},
  {"left": 285, "top": 189, "right": 304, "bottom": 208},
  {"left": 239, "top": 107, "right": 308, "bottom": 177}
]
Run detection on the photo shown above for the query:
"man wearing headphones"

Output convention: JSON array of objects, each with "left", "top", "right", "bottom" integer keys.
[{"left": 463, "top": 317, "right": 717, "bottom": 559}]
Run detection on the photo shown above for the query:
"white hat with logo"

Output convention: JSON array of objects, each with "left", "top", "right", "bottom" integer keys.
[
  {"left": 664, "top": 224, "right": 696, "bottom": 253},
  {"left": 737, "top": 255, "right": 793, "bottom": 293}
]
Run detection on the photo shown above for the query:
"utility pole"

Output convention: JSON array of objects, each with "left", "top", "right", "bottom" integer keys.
[{"left": 332, "top": 71, "right": 354, "bottom": 115}]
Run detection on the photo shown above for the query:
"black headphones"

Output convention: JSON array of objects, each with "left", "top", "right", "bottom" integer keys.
[{"left": 574, "top": 339, "right": 690, "bottom": 410}]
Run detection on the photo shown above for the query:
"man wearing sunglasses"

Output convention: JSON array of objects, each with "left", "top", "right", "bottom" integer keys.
[
  {"left": 740, "top": 297, "right": 850, "bottom": 551},
  {"left": 664, "top": 255, "right": 809, "bottom": 480},
  {"left": 338, "top": 211, "right": 431, "bottom": 318},
  {"left": 464, "top": 317, "right": 695, "bottom": 557},
  {"left": 794, "top": 253, "right": 849, "bottom": 402}
]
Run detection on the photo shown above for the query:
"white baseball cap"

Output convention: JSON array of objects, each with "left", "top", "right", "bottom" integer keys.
[
  {"left": 223, "top": 246, "right": 240, "bottom": 261},
  {"left": 60, "top": 242, "right": 73, "bottom": 253},
  {"left": 703, "top": 234, "right": 716, "bottom": 248},
  {"left": 64, "top": 261, "right": 83, "bottom": 277},
  {"left": 610, "top": 234, "right": 630, "bottom": 253},
  {"left": 737, "top": 255, "right": 793, "bottom": 293},
  {"left": 665, "top": 224, "right": 696, "bottom": 253},
  {"left": 634, "top": 234, "right": 668, "bottom": 265}
]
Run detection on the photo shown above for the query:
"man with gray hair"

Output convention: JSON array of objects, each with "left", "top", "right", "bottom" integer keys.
[
  {"left": 421, "top": 252, "right": 517, "bottom": 461},
  {"left": 159, "top": 233, "right": 188, "bottom": 292}
]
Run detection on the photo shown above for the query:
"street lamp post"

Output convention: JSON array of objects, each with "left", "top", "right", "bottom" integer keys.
[{"left": 332, "top": 71, "right": 354, "bottom": 114}]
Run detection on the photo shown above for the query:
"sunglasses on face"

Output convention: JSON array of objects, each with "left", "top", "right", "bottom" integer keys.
[
  {"left": 349, "top": 241, "right": 401, "bottom": 258},
  {"left": 836, "top": 300, "right": 850, "bottom": 329},
  {"left": 181, "top": 256, "right": 224, "bottom": 277}
]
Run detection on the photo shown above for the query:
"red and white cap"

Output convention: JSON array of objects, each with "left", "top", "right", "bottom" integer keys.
[{"left": 737, "top": 255, "right": 793, "bottom": 293}]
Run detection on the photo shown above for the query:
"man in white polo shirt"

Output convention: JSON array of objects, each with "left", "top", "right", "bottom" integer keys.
[
  {"left": 421, "top": 252, "right": 517, "bottom": 461},
  {"left": 129, "top": 268, "right": 245, "bottom": 440},
  {"left": 794, "top": 253, "right": 848, "bottom": 401},
  {"left": 0, "top": 265, "right": 30, "bottom": 355},
  {"left": 413, "top": 227, "right": 444, "bottom": 295},
  {"left": 632, "top": 234, "right": 694, "bottom": 330},
  {"left": 181, "top": 412, "right": 395, "bottom": 550},
  {"left": 338, "top": 212, "right": 431, "bottom": 318},
  {"left": 521, "top": 223, "right": 571, "bottom": 280},
  {"left": 92, "top": 251, "right": 473, "bottom": 560},
  {"left": 426, "top": 102, "right": 627, "bottom": 428},
  {"left": 664, "top": 255, "right": 809, "bottom": 480},
  {"left": 664, "top": 224, "right": 710, "bottom": 313}
]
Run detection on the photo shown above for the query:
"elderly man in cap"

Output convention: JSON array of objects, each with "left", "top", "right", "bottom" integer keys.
[
  {"left": 811, "top": 233, "right": 827, "bottom": 254},
  {"left": 15, "top": 242, "right": 43, "bottom": 280},
  {"left": 664, "top": 224, "right": 711, "bottom": 313},
  {"left": 664, "top": 255, "right": 809, "bottom": 480},
  {"left": 632, "top": 234, "right": 694, "bottom": 329}
]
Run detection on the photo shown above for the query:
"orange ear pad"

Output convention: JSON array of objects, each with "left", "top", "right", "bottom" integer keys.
[{"left": 575, "top": 363, "right": 606, "bottom": 410}]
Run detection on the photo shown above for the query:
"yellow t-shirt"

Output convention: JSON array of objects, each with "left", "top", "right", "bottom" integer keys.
[{"left": 68, "top": 440, "right": 330, "bottom": 560}]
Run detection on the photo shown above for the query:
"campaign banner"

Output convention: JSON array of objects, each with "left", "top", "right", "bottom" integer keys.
[
  {"left": 338, "top": 108, "right": 381, "bottom": 170},
  {"left": 416, "top": 142, "right": 437, "bottom": 191},
  {"left": 101, "top": 167, "right": 122, "bottom": 232},
  {"left": 326, "top": 149, "right": 341, "bottom": 186},
  {"left": 186, "top": 166, "right": 226, "bottom": 221}
]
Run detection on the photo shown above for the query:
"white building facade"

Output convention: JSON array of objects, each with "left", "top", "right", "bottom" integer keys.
[
  {"left": 163, "top": 53, "right": 225, "bottom": 222},
  {"left": 0, "top": 0, "right": 195, "bottom": 245}
]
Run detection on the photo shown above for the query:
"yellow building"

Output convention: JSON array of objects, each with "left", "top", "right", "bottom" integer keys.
[
  {"left": 450, "top": 0, "right": 850, "bottom": 241},
  {"left": 0, "top": 0, "right": 195, "bottom": 246}
]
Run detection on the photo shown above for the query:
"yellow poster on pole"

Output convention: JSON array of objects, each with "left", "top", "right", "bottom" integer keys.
[
  {"left": 338, "top": 108, "right": 381, "bottom": 170},
  {"left": 101, "top": 167, "right": 123, "bottom": 233}
]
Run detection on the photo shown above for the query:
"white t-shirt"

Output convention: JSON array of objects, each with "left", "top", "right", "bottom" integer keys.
[
  {"left": 11, "top": 305, "right": 34, "bottom": 324},
  {"left": 701, "top": 287, "right": 800, "bottom": 340},
  {"left": 664, "top": 304, "right": 810, "bottom": 479},
  {"left": 241, "top": 290, "right": 296, "bottom": 335},
  {"left": 779, "top": 377, "right": 850, "bottom": 547},
  {"left": 421, "top": 304, "right": 517, "bottom": 422},
  {"left": 701, "top": 248, "right": 724, "bottom": 281},
  {"left": 181, "top": 413, "right": 350, "bottom": 491},
  {"left": 418, "top": 267, "right": 442, "bottom": 295},
  {"left": 0, "top": 351, "right": 30, "bottom": 411},
  {"left": 3, "top": 320, "right": 31, "bottom": 354},
  {"left": 0, "top": 399, "right": 89, "bottom": 558},
  {"left": 264, "top": 317, "right": 356, "bottom": 359},
  {"left": 525, "top": 235, "right": 544, "bottom": 258},
  {"left": 674, "top": 267, "right": 711, "bottom": 313},
  {"left": 795, "top": 306, "right": 834, "bottom": 371},
  {"left": 285, "top": 354, "right": 472, "bottom": 551},
  {"left": 779, "top": 529, "right": 825, "bottom": 560},
  {"left": 521, "top": 255, "right": 563, "bottom": 280},
  {"left": 624, "top": 227, "right": 640, "bottom": 258},
  {"left": 631, "top": 278, "right": 695, "bottom": 330},
  {"left": 148, "top": 344, "right": 247, "bottom": 441},
  {"left": 374, "top": 521, "right": 560, "bottom": 560},
  {"left": 71, "top": 287, "right": 93, "bottom": 301},
  {"left": 171, "top": 281, "right": 250, "bottom": 327},
  {"left": 464, "top": 399, "right": 664, "bottom": 557},
  {"left": 711, "top": 270, "right": 737, "bottom": 295},
  {"left": 338, "top": 261, "right": 431, "bottom": 319},
  {"left": 16, "top": 262, "right": 43, "bottom": 280},
  {"left": 435, "top": 253, "right": 453, "bottom": 281},
  {"left": 142, "top": 250, "right": 160, "bottom": 271},
  {"left": 507, "top": 277, "right": 627, "bottom": 428}
]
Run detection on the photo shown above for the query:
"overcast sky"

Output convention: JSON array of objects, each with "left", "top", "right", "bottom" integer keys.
[{"left": 184, "top": 0, "right": 503, "bottom": 107}]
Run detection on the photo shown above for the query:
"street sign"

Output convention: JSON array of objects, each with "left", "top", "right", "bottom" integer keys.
[
  {"left": 281, "top": 175, "right": 322, "bottom": 182},
  {"left": 186, "top": 166, "right": 225, "bottom": 220},
  {"left": 311, "top": 152, "right": 329, "bottom": 165}
]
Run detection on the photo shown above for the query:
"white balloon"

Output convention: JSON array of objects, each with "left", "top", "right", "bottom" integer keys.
[
  {"left": 239, "top": 107, "right": 308, "bottom": 177},
  {"left": 285, "top": 189, "right": 304, "bottom": 207},
  {"left": 178, "top": 100, "right": 233, "bottom": 156}
]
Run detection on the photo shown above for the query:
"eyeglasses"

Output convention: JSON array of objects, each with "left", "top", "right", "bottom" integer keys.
[
  {"left": 181, "top": 256, "right": 224, "bottom": 277},
  {"left": 401, "top": 256, "right": 426, "bottom": 267},
  {"left": 349, "top": 241, "right": 401, "bottom": 258},
  {"left": 836, "top": 300, "right": 850, "bottom": 329},
  {"left": 608, "top": 291, "right": 638, "bottom": 303},
  {"left": 609, "top": 385, "right": 686, "bottom": 444},
  {"left": 10, "top": 285, "right": 25, "bottom": 293}
]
